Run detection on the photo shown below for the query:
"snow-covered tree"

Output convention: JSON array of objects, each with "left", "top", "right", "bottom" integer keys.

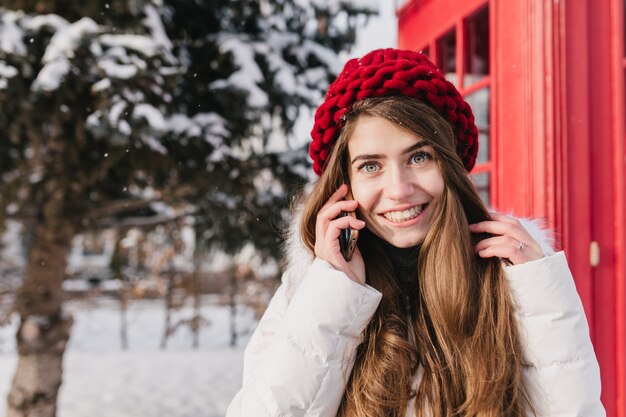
[
  {"left": 0, "top": 0, "right": 374, "bottom": 415},
  {"left": 159, "top": 0, "right": 375, "bottom": 260}
]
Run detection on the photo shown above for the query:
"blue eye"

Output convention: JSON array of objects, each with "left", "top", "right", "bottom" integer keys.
[
  {"left": 411, "top": 151, "right": 431, "bottom": 164},
  {"left": 362, "top": 163, "right": 378, "bottom": 173}
]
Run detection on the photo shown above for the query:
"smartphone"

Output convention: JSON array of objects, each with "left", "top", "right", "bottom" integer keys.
[{"left": 338, "top": 191, "right": 359, "bottom": 262}]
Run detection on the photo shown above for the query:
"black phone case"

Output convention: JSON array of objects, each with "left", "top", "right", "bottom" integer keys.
[{"left": 339, "top": 212, "right": 359, "bottom": 261}]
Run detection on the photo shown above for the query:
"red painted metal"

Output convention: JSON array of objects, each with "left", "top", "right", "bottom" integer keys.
[
  {"left": 562, "top": 0, "right": 593, "bottom": 317},
  {"left": 610, "top": 0, "right": 626, "bottom": 415},
  {"left": 491, "top": 0, "right": 537, "bottom": 218},
  {"left": 398, "top": 0, "right": 488, "bottom": 52},
  {"left": 488, "top": 0, "right": 498, "bottom": 206},
  {"left": 460, "top": 75, "right": 490, "bottom": 96},
  {"left": 584, "top": 0, "right": 616, "bottom": 413}
]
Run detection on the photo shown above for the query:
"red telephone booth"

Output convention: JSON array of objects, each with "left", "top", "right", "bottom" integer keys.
[{"left": 398, "top": 0, "right": 626, "bottom": 416}]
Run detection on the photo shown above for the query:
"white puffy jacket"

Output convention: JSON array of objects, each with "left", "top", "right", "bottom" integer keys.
[{"left": 226, "top": 220, "right": 605, "bottom": 417}]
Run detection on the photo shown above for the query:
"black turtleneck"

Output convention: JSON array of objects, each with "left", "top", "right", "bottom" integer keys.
[
  {"left": 381, "top": 240, "right": 419, "bottom": 283},
  {"left": 380, "top": 240, "right": 420, "bottom": 316}
]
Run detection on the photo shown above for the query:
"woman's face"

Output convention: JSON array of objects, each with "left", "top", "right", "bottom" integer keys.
[{"left": 348, "top": 116, "right": 445, "bottom": 248}]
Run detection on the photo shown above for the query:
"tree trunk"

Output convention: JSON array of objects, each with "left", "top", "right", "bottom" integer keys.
[
  {"left": 119, "top": 285, "right": 129, "bottom": 350},
  {"left": 192, "top": 269, "right": 201, "bottom": 349},
  {"left": 160, "top": 275, "right": 174, "bottom": 350},
  {"left": 6, "top": 218, "right": 74, "bottom": 417},
  {"left": 229, "top": 268, "right": 237, "bottom": 347}
]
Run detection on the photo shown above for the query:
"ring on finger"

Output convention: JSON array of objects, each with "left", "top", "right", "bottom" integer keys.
[{"left": 517, "top": 241, "right": 525, "bottom": 252}]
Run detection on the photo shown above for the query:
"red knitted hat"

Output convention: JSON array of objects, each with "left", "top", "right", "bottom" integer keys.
[{"left": 309, "top": 48, "right": 479, "bottom": 175}]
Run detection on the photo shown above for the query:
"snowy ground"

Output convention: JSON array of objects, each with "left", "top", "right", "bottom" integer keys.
[{"left": 0, "top": 297, "right": 256, "bottom": 417}]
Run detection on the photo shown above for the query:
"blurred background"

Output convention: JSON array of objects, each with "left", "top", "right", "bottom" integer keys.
[{"left": 1, "top": 1, "right": 625, "bottom": 417}]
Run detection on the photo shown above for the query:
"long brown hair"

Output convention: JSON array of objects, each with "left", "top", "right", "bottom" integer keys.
[{"left": 298, "top": 96, "right": 529, "bottom": 417}]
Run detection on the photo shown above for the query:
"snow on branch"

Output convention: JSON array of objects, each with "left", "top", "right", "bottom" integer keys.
[
  {"left": 41, "top": 18, "right": 99, "bottom": 62},
  {"left": 299, "top": 0, "right": 378, "bottom": 13},
  {"left": 0, "top": 10, "right": 27, "bottom": 56},
  {"left": 133, "top": 103, "right": 167, "bottom": 131},
  {"left": 24, "top": 14, "right": 67, "bottom": 32},
  {"left": 211, "top": 35, "right": 268, "bottom": 108},
  {"left": 167, "top": 112, "right": 228, "bottom": 143},
  {"left": 142, "top": 4, "right": 173, "bottom": 59},
  {"left": 99, "top": 34, "right": 158, "bottom": 57},
  {"left": 0, "top": 62, "right": 18, "bottom": 89},
  {"left": 33, "top": 17, "right": 99, "bottom": 92}
]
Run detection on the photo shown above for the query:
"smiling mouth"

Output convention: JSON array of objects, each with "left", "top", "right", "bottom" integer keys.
[{"left": 382, "top": 204, "right": 428, "bottom": 223}]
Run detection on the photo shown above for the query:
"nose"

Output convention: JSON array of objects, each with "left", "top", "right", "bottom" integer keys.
[{"left": 384, "top": 166, "right": 415, "bottom": 201}]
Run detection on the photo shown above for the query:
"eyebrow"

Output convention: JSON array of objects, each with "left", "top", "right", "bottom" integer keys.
[{"left": 350, "top": 141, "right": 428, "bottom": 165}]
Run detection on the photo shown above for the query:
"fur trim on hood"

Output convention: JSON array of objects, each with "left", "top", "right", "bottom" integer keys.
[{"left": 281, "top": 206, "right": 555, "bottom": 302}]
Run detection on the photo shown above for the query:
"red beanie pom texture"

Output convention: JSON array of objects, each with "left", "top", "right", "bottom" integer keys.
[{"left": 309, "top": 48, "right": 479, "bottom": 176}]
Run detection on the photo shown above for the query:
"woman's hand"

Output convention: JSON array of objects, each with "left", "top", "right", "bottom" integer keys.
[
  {"left": 315, "top": 184, "right": 367, "bottom": 285},
  {"left": 469, "top": 212, "right": 544, "bottom": 265}
]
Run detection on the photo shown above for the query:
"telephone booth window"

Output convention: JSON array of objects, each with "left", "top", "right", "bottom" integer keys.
[
  {"left": 465, "top": 87, "right": 491, "bottom": 164},
  {"left": 471, "top": 172, "right": 490, "bottom": 207},
  {"left": 464, "top": 7, "right": 490, "bottom": 87},
  {"left": 462, "top": 5, "right": 491, "bottom": 206},
  {"left": 437, "top": 29, "right": 457, "bottom": 85}
]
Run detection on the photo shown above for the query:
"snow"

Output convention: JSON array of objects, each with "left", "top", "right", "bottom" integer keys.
[
  {"left": 32, "top": 17, "right": 99, "bottom": 91},
  {"left": 212, "top": 36, "right": 269, "bottom": 108},
  {"left": 167, "top": 113, "right": 228, "bottom": 141},
  {"left": 270, "top": 62, "right": 297, "bottom": 96},
  {"left": 0, "top": 298, "right": 255, "bottom": 417},
  {"left": 91, "top": 77, "right": 111, "bottom": 92},
  {"left": 42, "top": 18, "right": 99, "bottom": 62},
  {"left": 119, "top": 120, "right": 132, "bottom": 135},
  {"left": 32, "top": 59, "right": 70, "bottom": 91},
  {"left": 142, "top": 5, "right": 173, "bottom": 57},
  {"left": 0, "top": 11, "right": 27, "bottom": 56},
  {"left": 98, "top": 60, "right": 138, "bottom": 79},
  {"left": 25, "top": 14, "right": 68, "bottom": 32},
  {"left": 109, "top": 100, "right": 127, "bottom": 125},
  {"left": 133, "top": 103, "right": 167, "bottom": 131},
  {"left": 141, "top": 136, "right": 168, "bottom": 154},
  {"left": 0, "top": 62, "right": 18, "bottom": 89},
  {"left": 0, "top": 222, "right": 24, "bottom": 267},
  {"left": 299, "top": 40, "right": 341, "bottom": 75},
  {"left": 99, "top": 34, "right": 158, "bottom": 57},
  {"left": 0, "top": 62, "right": 18, "bottom": 79}
]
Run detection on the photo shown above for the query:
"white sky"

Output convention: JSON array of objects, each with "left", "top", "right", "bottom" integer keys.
[{"left": 347, "top": 0, "right": 398, "bottom": 58}]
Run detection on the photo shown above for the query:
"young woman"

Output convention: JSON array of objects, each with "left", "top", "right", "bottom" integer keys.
[{"left": 226, "top": 49, "right": 605, "bottom": 417}]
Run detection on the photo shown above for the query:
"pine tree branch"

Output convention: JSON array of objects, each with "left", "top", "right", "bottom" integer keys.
[
  {"left": 86, "top": 198, "right": 161, "bottom": 220},
  {"left": 94, "top": 212, "right": 194, "bottom": 229},
  {"left": 4, "top": 210, "right": 38, "bottom": 223}
]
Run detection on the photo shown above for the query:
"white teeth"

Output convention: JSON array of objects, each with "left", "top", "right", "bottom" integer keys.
[{"left": 382, "top": 205, "right": 425, "bottom": 222}]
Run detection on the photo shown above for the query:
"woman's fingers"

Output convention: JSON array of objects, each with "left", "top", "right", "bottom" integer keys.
[
  {"left": 315, "top": 199, "right": 359, "bottom": 238},
  {"left": 469, "top": 220, "right": 518, "bottom": 237},
  {"left": 470, "top": 214, "right": 544, "bottom": 264},
  {"left": 487, "top": 211, "right": 518, "bottom": 224},
  {"left": 319, "top": 183, "right": 349, "bottom": 212},
  {"left": 314, "top": 185, "right": 367, "bottom": 284},
  {"left": 325, "top": 215, "right": 366, "bottom": 240},
  {"left": 318, "top": 199, "right": 359, "bottom": 224},
  {"left": 474, "top": 235, "right": 528, "bottom": 264},
  {"left": 474, "top": 235, "right": 517, "bottom": 253}
]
